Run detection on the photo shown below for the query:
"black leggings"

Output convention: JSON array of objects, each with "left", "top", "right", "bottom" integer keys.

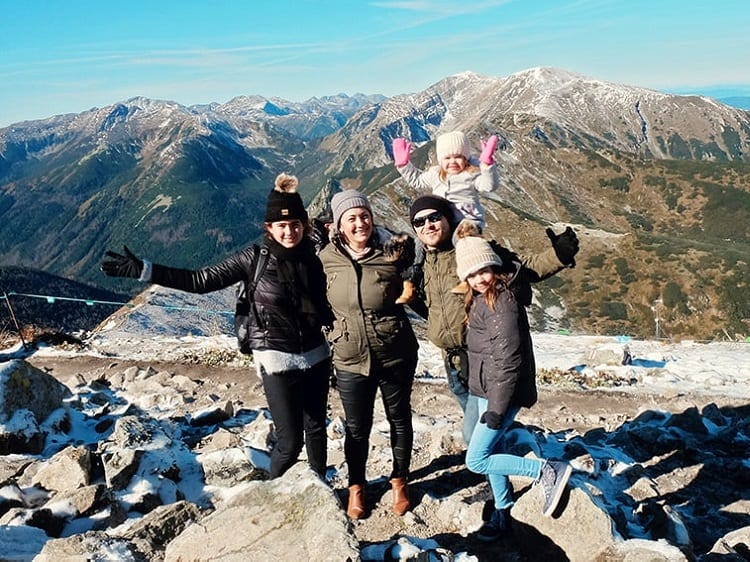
[
  {"left": 335, "top": 362, "right": 415, "bottom": 486},
  {"left": 261, "top": 358, "right": 331, "bottom": 478}
]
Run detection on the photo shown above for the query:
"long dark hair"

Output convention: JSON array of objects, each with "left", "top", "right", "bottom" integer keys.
[{"left": 463, "top": 267, "right": 513, "bottom": 323}]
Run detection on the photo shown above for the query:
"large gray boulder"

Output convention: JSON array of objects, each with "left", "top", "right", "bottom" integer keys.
[
  {"left": 512, "top": 480, "right": 618, "bottom": 561},
  {"left": 0, "top": 360, "right": 71, "bottom": 454},
  {"left": 164, "top": 463, "right": 360, "bottom": 562},
  {"left": 0, "top": 359, "right": 71, "bottom": 422}
]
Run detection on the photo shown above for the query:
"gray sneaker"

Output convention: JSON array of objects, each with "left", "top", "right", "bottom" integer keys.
[{"left": 539, "top": 461, "right": 572, "bottom": 517}]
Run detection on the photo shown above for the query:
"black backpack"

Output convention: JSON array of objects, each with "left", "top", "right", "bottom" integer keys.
[{"left": 234, "top": 245, "right": 270, "bottom": 355}]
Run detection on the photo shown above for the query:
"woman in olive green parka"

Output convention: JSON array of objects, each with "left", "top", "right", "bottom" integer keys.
[{"left": 319, "top": 189, "right": 417, "bottom": 521}]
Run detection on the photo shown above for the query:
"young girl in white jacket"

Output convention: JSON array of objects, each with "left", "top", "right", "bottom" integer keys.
[{"left": 392, "top": 130, "right": 499, "bottom": 303}]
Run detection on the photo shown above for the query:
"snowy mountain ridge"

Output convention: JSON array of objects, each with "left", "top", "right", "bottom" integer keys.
[{"left": 1, "top": 66, "right": 748, "bottom": 340}]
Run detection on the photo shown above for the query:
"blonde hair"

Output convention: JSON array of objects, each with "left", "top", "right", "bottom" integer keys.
[{"left": 437, "top": 159, "right": 478, "bottom": 182}]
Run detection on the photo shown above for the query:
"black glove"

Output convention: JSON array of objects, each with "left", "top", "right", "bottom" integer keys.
[
  {"left": 545, "top": 226, "right": 579, "bottom": 267},
  {"left": 382, "top": 232, "right": 416, "bottom": 266},
  {"left": 101, "top": 245, "right": 144, "bottom": 278},
  {"left": 329, "top": 364, "right": 338, "bottom": 390},
  {"left": 480, "top": 411, "right": 504, "bottom": 430}
]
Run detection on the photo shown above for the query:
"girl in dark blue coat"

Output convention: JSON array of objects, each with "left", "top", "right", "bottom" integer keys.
[{"left": 455, "top": 232, "right": 572, "bottom": 541}]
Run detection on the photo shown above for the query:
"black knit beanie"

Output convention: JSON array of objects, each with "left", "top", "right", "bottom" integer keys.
[
  {"left": 409, "top": 195, "right": 457, "bottom": 226},
  {"left": 265, "top": 173, "right": 308, "bottom": 222}
]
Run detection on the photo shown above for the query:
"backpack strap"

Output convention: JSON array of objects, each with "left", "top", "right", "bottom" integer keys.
[
  {"left": 235, "top": 245, "right": 271, "bottom": 354},
  {"left": 248, "top": 245, "right": 269, "bottom": 297},
  {"left": 246, "top": 245, "right": 270, "bottom": 327}
]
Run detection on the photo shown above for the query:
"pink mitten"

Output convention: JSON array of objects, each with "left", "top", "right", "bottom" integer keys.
[
  {"left": 479, "top": 135, "right": 498, "bottom": 165},
  {"left": 392, "top": 138, "right": 412, "bottom": 167}
]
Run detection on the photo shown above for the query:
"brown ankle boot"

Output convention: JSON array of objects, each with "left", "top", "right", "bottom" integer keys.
[
  {"left": 347, "top": 484, "right": 365, "bottom": 520},
  {"left": 390, "top": 477, "right": 410, "bottom": 515},
  {"left": 395, "top": 280, "right": 416, "bottom": 304}
]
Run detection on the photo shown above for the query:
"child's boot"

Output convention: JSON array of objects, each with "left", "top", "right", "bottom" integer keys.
[{"left": 395, "top": 280, "right": 416, "bottom": 304}]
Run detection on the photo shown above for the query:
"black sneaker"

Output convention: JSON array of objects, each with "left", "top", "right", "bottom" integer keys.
[
  {"left": 476, "top": 508, "right": 510, "bottom": 542},
  {"left": 539, "top": 461, "right": 572, "bottom": 517}
]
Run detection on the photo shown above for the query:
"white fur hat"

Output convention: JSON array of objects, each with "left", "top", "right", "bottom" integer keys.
[
  {"left": 436, "top": 131, "right": 471, "bottom": 161},
  {"left": 455, "top": 235, "right": 503, "bottom": 281}
]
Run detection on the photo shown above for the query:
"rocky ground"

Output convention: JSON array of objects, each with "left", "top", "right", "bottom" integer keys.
[{"left": 26, "top": 351, "right": 749, "bottom": 561}]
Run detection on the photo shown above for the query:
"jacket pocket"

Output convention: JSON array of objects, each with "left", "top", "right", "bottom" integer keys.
[
  {"left": 328, "top": 317, "right": 349, "bottom": 343},
  {"left": 477, "top": 358, "right": 489, "bottom": 395},
  {"left": 371, "top": 315, "right": 406, "bottom": 346}
]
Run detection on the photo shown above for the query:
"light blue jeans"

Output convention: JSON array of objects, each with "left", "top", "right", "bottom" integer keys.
[
  {"left": 466, "top": 397, "right": 544, "bottom": 509},
  {"left": 444, "top": 351, "right": 479, "bottom": 445}
]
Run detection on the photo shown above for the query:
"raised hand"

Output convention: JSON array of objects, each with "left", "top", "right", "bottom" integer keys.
[
  {"left": 479, "top": 135, "right": 498, "bottom": 165},
  {"left": 392, "top": 138, "right": 412, "bottom": 167},
  {"left": 545, "top": 226, "right": 579, "bottom": 267},
  {"left": 101, "top": 245, "right": 144, "bottom": 278}
]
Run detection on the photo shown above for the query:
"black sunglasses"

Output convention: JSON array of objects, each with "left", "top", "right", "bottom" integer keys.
[{"left": 412, "top": 211, "right": 443, "bottom": 228}]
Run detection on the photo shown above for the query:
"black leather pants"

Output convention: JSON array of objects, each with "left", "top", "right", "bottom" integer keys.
[{"left": 335, "top": 362, "right": 415, "bottom": 485}]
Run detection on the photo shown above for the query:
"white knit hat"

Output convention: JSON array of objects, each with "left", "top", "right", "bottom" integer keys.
[
  {"left": 436, "top": 131, "right": 471, "bottom": 161},
  {"left": 455, "top": 236, "right": 503, "bottom": 281}
]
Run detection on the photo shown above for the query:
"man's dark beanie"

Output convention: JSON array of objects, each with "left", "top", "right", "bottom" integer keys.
[{"left": 409, "top": 195, "right": 457, "bottom": 226}]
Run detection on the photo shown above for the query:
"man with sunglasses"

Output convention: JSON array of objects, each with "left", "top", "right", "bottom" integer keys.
[{"left": 408, "top": 195, "right": 579, "bottom": 445}]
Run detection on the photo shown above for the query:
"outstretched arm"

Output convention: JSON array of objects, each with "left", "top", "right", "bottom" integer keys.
[
  {"left": 395, "top": 160, "right": 437, "bottom": 191},
  {"left": 101, "top": 245, "right": 251, "bottom": 293}
]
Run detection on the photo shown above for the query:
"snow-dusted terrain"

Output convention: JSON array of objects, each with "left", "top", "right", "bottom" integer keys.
[
  {"left": 1, "top": 327, "right": 748, "bottom": 560},
  {"left": 23, "top": 327, "right": 748, "bottom": 401}
]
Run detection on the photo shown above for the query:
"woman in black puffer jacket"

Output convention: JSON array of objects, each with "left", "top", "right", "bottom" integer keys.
[{"left": 101, "top": 174, "right": 334, "bottom": 480}]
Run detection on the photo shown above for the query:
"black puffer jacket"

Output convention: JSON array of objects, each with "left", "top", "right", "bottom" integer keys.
[{"left": 149, "top": 237, "right": 333, "bottom": 354}]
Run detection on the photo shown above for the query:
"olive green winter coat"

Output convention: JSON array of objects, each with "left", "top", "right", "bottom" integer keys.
[
  {"left": 422, "top": 242, "right": 566, "bottom": 352},
  {"left": 320, "top": 240, "right": 418, "bottom": 376}
]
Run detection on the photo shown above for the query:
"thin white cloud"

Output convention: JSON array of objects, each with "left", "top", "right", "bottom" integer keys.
[
  {"left": 371, "top": 0, "right": 513, "bottom": 15},
  {"left": 370, "top": 1, "right": 431, "bottom": 10}
]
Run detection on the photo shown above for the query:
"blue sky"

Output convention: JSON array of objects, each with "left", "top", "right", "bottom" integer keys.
[{"left": 1, "top": 0, "right": 749, "bottom": 127}]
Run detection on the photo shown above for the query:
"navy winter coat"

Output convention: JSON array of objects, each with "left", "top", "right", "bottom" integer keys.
[{"left": 465, "top": 262, "right": 538, "bottom": 416}]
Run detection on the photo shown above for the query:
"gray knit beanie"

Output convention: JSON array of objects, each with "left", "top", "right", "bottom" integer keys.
[
  {"left": 331, "top": 189, "right": 371, "bottom": 227},
  {"left": 455, "top": 236, "right": 503, "bottom": 281}
]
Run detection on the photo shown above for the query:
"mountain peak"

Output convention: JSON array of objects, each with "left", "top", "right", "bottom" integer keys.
[{"left": 2, "top": 67, "right": 749, "bottom": 340}]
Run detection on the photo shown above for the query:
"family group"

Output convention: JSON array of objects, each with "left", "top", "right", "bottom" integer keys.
[{"left": 101, "top": 130, "right": 580, "bottom": 541}]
